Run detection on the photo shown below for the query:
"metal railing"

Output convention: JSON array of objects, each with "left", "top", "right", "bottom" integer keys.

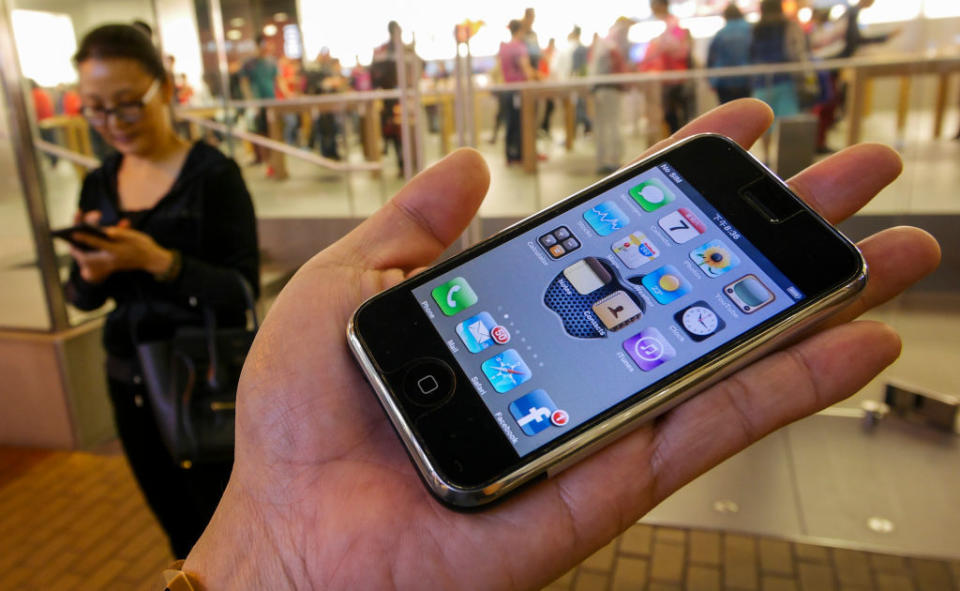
[{"left": 29, "top": 51, "right": 960, "bottom": 182}]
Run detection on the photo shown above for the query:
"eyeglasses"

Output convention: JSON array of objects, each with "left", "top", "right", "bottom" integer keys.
[{"left": 81, "top": 79, "right": 160, "bottom": 125}]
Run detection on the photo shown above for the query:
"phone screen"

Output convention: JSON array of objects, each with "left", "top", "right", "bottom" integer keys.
[{"left": 410, "top": 162, "right": 805, "bottom": 457}]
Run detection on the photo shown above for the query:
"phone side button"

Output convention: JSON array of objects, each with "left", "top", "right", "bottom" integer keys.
[{"left": 402, "top": 360, "right": 456, "bottom": 407}]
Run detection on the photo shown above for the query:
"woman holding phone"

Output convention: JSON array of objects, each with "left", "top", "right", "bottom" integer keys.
[{"left": 64, "top": 24, "right": 258, "bottom": 558}]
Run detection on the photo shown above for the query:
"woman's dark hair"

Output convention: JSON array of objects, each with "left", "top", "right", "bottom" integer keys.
[
  {"left": 723, "top": 2, "right": 744, "bottom": 20},
  {"left": 73, "top": 24, "right": 166, "bottom": 80},
  {"left": 508, "top": 19, "right": 522, "bottom": 35}
]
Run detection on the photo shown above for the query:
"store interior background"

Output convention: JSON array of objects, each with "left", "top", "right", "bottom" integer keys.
[{"left": 0, "top": 0, "right": 958, "bottom": 583}]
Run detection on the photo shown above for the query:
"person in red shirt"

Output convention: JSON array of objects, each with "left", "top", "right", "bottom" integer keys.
[
  {"left": 62, "top": 85, "right": 83, "bottom": 116},
  {"left": 640, "top": 0, "right": 694, "bottom": 134},
  {"left": 30, "top": 79, "right": 54, "bottom": 120}
]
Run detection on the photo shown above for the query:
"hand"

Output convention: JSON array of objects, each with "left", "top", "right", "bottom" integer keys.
[
  {"left": 182, "top": 99, "right": 940, "bottom": 590},
  {"left": 69, "top": 215, "right": 174, "bottom": 283}
]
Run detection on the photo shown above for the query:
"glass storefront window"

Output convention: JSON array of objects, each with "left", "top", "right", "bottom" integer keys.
[{"left": 0, "top": 67, "right": 50, "bottom": 330}]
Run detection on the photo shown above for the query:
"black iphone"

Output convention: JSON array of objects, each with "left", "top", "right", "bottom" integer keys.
[
  {"left": 348, "top": 134, "right": 867, "bottom": 509},
  {"left": 51, "top": 224, "right": 111, "bottom": 252}
]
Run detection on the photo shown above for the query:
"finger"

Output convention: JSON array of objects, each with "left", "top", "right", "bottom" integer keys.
[
  {"left": 329, "top": 148, "right": 490, "bottom": 271},
  {"left": 544, "top": 320, "right": 900, "bottom": 530},
  {"left": 102, "top": 226, "right": 132, "bottom": 239},
  {"left": 116, "top": 218, "right": 132, "bottom": 229},
  {"left": 787, "top": 143, "right": 902, "bottom": 223},
  {"left": 823, "top": 226, "right": 941, "bottom": 327},
  {"left": 69, "top": 245, "right": 90, "bottom": 262},
  {"left": 632, "top": 98, "right": 774, "bottom": 162},
  {"left": 405, "top": 266, "right": 429, "bottom": 279},
  {"left": 645, "top": 320, "right": 901, "bottom": 503},
  {"left": 73, "top": 210, "right": 84, "bottom": 225},
  {"left": 81, "top": 210, "right": 102, "bottom": 226}
]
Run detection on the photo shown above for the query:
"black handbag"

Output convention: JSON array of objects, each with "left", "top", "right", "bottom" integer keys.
[{"left": 136, "top": 274, "right": 258, "bottom": 468}]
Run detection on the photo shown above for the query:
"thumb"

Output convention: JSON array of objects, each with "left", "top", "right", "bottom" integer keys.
[{"left": 328, "top": 148, "right": 490, "bottom": 271}]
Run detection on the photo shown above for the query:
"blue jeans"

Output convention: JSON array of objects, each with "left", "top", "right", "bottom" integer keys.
[{"left": 283, "top": 112, "right": 301, "bottom": 146}]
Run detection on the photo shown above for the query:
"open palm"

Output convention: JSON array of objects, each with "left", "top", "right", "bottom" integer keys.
[{"left": 182, "top": 100, "right": 940, "bottom": 590}]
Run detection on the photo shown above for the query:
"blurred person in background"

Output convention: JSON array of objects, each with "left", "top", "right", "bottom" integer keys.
[
  {"left": 350, "top": 56, "right": 372, "bottom": 91},
  {"left": 29, "top": 79, "right": 58, "bottom": 166},
  {"left": 812, "top": 0, "right": 899, "bottom": 153},
  {"left": 372, "top": 21, "right": 421, "bottom": 174},
  {"left": 276, "top": 56, "right": 304, "bottom": 147},
  {"left": 174, "top": 73, "right": 195, "bottom": 105},
  {"left": 707, "top": 3, "right": 753, "bottom": 104},
  {"left": 750, "top": 0, "right": 806, "bottom": 159},
  {"left": 498, "top": 18, "right": 537, "bottom": 164},
  {"left": 307, "top": 50, "right": 347, "bottom": 160},
  {"left": 487, "top": 55, "right": 506, "bottom": 144},
  {"left": 62, "top": 83, "right": 83, "bottom": 116},
  {"left": 521, "top": 8, "right": 541, "bottom": 70},
  {"left": 554, "top": 25, "right": 592, "bottom": 136},
  {"left": 809, "top": 8, "right": 846, "bottom": 153},
  {"left": 837, "top": 0, "right": 899, "bottom": 59},
  {"left": 539, "top": 37, "right": 557, "bottom": 136},
  {"left": 240, "top": 35, "right": 278, "bottom": 172},
  {"left": 590, "top": 17, "right": 634, "bottom": 174},
  {"left": 65, "top": 24, "right": 259, "bottom": 559},
  {"left": 640, "top": 0, "right": 694, "bottom": 134}
]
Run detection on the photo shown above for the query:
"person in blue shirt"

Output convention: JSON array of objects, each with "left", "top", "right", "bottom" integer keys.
[
  {"left": 708, "top": 3, "right": 753, "bottom": 104},
  {"left": 749, "top": 0, "right": 806, "bottom": 119}
]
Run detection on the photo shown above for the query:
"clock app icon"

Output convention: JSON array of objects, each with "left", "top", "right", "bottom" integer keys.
[{"left": 675, "top": 301, "right": 725, "bottom": 341}]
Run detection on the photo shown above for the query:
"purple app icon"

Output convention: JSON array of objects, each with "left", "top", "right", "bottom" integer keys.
[{"left": 623, "top": 327, "right": 677, "bottom": 371}]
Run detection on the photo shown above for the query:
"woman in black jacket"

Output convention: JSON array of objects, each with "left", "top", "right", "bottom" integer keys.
[{"left": 65, "top": 24, "right": 258, "bottom": 558}]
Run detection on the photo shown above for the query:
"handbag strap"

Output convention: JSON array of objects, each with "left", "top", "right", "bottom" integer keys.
[
  {"left": 203, "top": 305, "right": 221, "bottom": 390},
  {"left": 203, "top": 271, "right": 258, "bottom": 390},
  {"left": 236, "top": 272, "right": 259, "bottom": 331}
]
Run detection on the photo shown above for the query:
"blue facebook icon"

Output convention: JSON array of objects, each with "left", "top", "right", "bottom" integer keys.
[{"left": 509, "top": 390, "right": 566, "bottom": 436}]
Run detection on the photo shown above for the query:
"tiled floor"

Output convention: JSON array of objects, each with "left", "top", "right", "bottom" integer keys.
[
  {"left": 1, "top": 445, "right": 958, "bottom": 591},
  {"left": 546, "top": 525, "right": 960, "bottom": 591},
  {"left": 0, "top": 447, "right": 172, "bottom": 591}
]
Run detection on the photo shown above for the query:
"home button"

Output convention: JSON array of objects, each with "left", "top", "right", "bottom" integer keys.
[
  {"left": 417, "top": 375, "right": 439, "bottom": 395},
  {"left": 402, "top": 359, "right": 456, "bottom": 407}
]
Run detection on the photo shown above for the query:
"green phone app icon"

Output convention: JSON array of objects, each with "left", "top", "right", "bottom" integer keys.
[
  {"left": 630, "top": 178, "right": 675, "bottom": 212},
  {"left": 432, "top": 277, "right": 478, "bottom": 316}
]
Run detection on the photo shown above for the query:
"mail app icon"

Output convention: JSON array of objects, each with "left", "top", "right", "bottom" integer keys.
[{"left": 456, "top": 312, "right": 499, "bottom": 353}]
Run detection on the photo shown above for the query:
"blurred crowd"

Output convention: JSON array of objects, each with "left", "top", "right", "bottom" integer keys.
[
  {"left": 31, "top": 1, "right": 910, "bottom": 178},
  {"left": 488, "top": 0, "right": 898, "bottom": 172}
]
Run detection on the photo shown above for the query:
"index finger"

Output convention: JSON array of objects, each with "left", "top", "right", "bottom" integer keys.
[
  {"left": 632, "top": 98, "right": 774, "bottom": 162},
  {"left": 787, "top": 143, "right": 903, "bottom": 224}
]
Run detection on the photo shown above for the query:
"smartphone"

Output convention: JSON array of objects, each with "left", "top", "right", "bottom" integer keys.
[
  {"left": 348, "top": 134, "right": 867, "bottom": 509},
  {"left": 51, "top": 224, "right": 110, "bottom": 252}
]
